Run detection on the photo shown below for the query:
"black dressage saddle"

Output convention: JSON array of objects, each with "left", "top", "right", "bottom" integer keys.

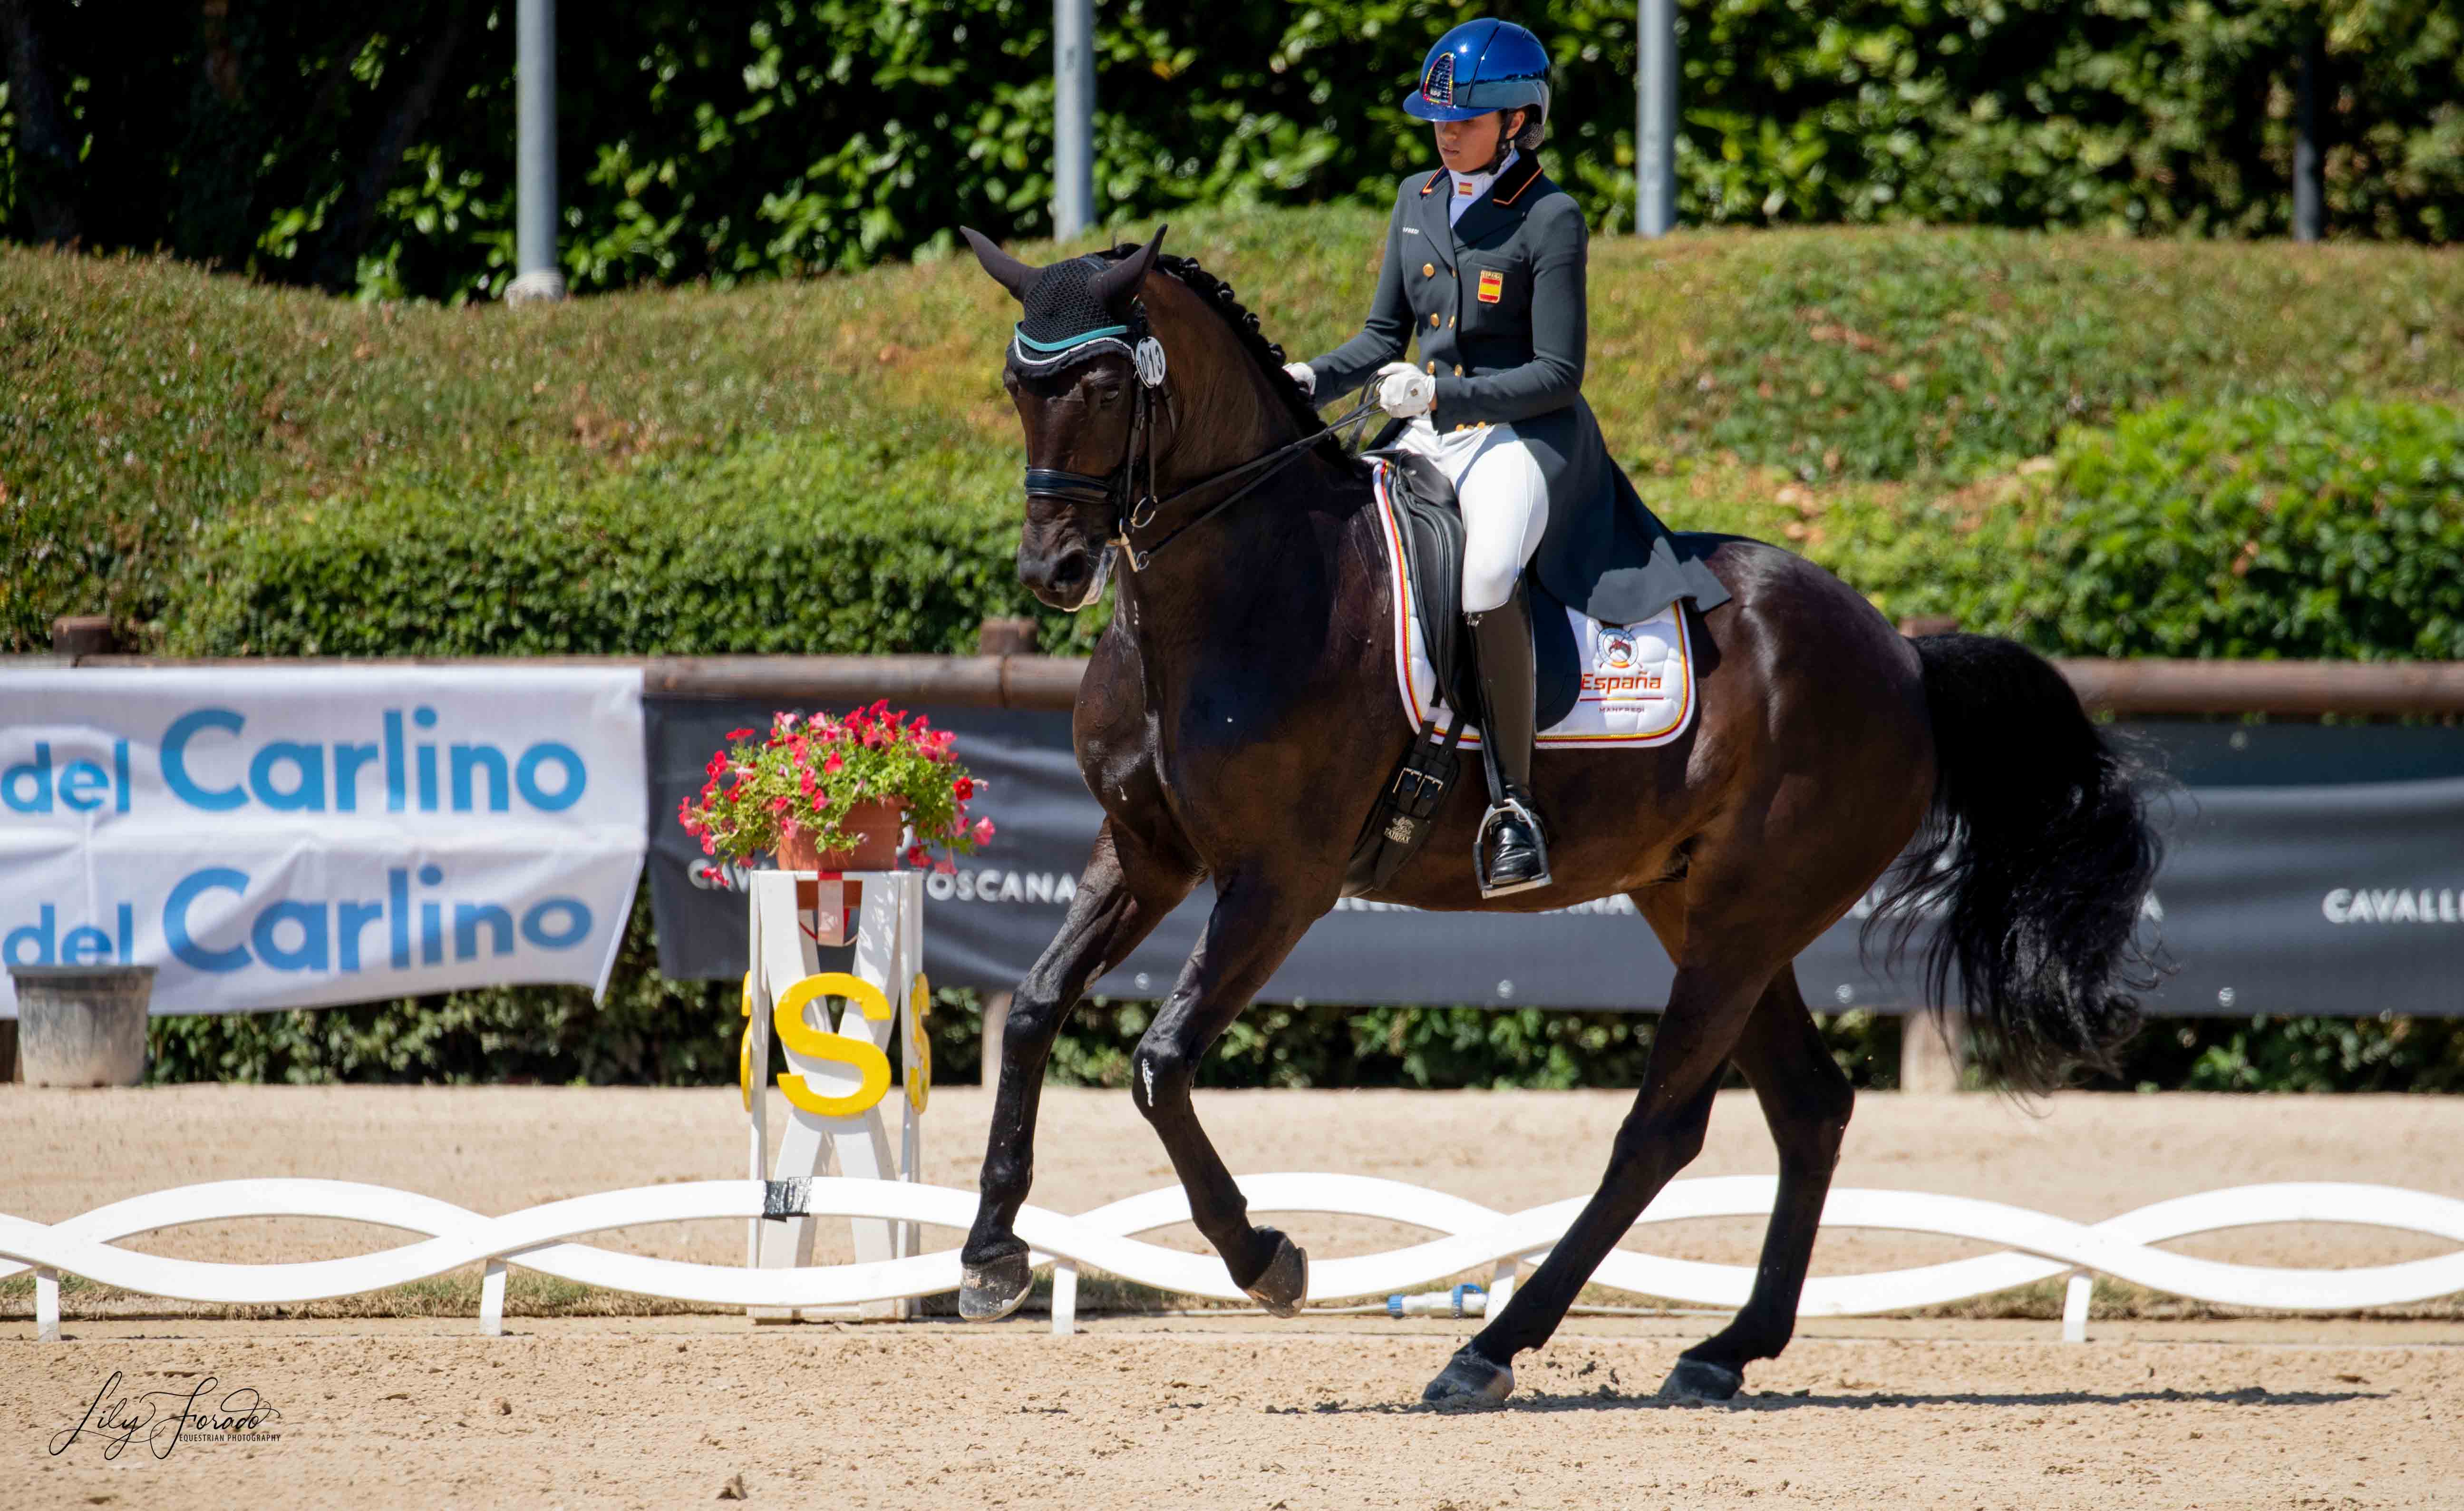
[{"left": 1364, "top": 445, "right": 1582, "bottom": 731}]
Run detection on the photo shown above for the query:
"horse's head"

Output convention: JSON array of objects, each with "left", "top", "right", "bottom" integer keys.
[{"left": 961, "top": 225, "right": 1168, "bottom": 611}]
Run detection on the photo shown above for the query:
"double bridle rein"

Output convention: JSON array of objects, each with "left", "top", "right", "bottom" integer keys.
[{"left": 1019, "top": 303, "right": 1379, "bottom": 573}]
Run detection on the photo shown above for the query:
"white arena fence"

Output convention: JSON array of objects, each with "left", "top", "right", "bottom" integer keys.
[{"left": 9, "top": 1174, "right": 2464, "bottom": 1345}]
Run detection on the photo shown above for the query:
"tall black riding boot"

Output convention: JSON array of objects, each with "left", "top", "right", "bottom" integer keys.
[{"left": 1465, "top": 580, "right": 1551, "bottom": 897}]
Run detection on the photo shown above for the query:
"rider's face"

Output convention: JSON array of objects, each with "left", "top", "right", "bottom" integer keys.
[{"left": 1433, "top": 110, "right": 1520, "bottom": 174}]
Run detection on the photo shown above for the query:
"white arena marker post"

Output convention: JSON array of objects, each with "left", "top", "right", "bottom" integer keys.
[
  {"left": 480, "top": 1259, "right": 508, "bottom": 1336},
  {"left": 1487, "top": 1256, "right": 1518, "bottom": 1316},
  {"left": 746, "top": 868, "right": 926, "bottom": 1323},
  {"left": 1052, "top": 1263, "right": 1078, "bottom": 1336},
  {"left": 37, "top": 1267, "right": 60, "bottom": 1342},
  {"left": 2062, "top": 1270, "right": 2093, "bottom": 1343}
]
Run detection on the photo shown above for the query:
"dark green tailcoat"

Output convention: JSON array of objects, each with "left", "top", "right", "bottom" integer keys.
[{"left": 1306, "top": 155, "right": 1729, "bottom": 624}]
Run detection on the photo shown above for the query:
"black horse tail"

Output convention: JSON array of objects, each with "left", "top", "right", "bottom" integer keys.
[{"left": 1867, "top": 633, "right": 2165, "bottom": 1093}]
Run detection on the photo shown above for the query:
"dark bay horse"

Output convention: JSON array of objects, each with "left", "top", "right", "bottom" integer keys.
[{"left": 952, "top": 226, "right": 2159, "bottom": 1406}]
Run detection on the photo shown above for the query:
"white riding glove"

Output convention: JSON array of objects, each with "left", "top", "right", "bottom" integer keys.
[
  {"left": 1372, "top": 360, "right": 1436, "bottom": 419},
  {"left": 1281, "top": 361, "right": 1316, "bottom": 396}
]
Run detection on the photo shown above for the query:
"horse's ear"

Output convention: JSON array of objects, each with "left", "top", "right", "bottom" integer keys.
[
  {"left": 960, "top": 226, "right": 1032, "bottom": 302},
  {"left": 1092, "top": 223, "right": 1169, "bottom": 307}
]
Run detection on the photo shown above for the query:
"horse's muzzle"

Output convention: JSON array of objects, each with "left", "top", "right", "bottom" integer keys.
[{"left": 1019, "top": 542, "right": 1112, "bottom": 612}]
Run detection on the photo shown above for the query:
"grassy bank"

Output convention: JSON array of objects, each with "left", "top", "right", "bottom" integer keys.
[{"left": 7, "top": 212, "right": 2461, "bottom": 653}]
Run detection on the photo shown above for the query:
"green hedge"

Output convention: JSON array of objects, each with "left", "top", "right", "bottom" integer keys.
[
  {"left": 1827, "top": 394, "right": 2464, "bottom": 659},
  {"left": 166, "top": 437, "right": 1096, "bottom": 658},
  {"left": 169, "top": 396, "right": 2464, "bottom": 668},
  {"left": 1989, "top": 396, "right": 2464, "bottom": 659}
]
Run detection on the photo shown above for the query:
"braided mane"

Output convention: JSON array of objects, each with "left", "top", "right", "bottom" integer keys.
[{"left": 1100, "top": 243, "right": 1353, "bottom": 465}]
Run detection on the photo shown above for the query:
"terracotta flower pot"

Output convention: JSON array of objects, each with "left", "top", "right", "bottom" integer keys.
[{"left": 776, "top": 797, "right": 906, "bottom": 872}]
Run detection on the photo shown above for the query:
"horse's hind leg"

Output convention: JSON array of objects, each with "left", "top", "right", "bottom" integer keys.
[
  {"left": 1662, "top": 965, "right": 1853, "bottom": 1400},
  {"left": 1424, "top": 923, "right": 1781, "bottom": 1404}
]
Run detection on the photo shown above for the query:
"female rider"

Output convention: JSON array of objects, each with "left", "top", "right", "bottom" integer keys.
[{"left": 1284, "top": 17, "right": 1584, "bottom": 900}]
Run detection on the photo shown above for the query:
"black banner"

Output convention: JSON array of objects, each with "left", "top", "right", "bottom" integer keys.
[{"left": 647, "top": 701, "right": 2464, "bottom": 1017}]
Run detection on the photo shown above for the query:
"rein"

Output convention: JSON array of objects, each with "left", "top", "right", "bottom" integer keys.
[{"left": 1017, "top": 302, "right": 1380, "bottom": 573}]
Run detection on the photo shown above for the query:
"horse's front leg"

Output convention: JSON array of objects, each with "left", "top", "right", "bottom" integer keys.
[
  {"left": 1131, "top": 871, "right": 1329, "bottom": 1315},
  {"left": 960, "top": 819, "right": 1194, "bottom": 1320}
]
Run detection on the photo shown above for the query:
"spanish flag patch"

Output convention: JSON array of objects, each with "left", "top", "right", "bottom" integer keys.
[{"left": 1476, "top": 269, "right": 1504, "bottom": 304}]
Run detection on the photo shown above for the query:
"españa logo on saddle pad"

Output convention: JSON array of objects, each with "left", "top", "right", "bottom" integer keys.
[{"left": 1476, "top": 269, "right": 1504, "bottom": 303}]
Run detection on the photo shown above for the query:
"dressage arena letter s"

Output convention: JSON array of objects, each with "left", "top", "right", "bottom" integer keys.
[{"left": 771, "top": 973, "right": 894, "bottom": 1119}]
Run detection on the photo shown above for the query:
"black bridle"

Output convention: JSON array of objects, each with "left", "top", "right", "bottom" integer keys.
[{"left": 1020, "top": 305, "right": 1380, "bottom": 573}]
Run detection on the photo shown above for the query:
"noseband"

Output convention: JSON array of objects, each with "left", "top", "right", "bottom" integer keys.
[{"left": 1017, "top": 302, "right": 1377, "bottom": 573}]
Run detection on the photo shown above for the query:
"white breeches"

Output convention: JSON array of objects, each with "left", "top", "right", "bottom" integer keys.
[{"left": 1392, "top": 417, "right": 1549, "bottom": 614}]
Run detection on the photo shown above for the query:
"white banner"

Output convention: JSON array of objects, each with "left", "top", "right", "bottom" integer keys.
[{"left": 0, "top": 668, "right": 647, "bottom": 1016}]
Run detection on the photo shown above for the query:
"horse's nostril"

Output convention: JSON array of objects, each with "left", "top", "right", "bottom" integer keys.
[{"left": 1020, "top": 549, "right": 1091, "bottom": 599}]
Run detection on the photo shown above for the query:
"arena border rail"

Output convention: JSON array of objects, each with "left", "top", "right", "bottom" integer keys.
[
  {"left": 9, "top": 1175, "right": 2463, "bottom": 1344},
  {"left": 15, "top": 652, "right": 2464, "bottom": 717}
]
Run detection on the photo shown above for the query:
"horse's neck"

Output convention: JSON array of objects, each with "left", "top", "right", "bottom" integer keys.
[{"left": 1111, "top": 457, "right": 1377, "bottom": 675}]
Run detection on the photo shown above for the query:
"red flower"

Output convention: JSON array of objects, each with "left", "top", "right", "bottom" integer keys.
[
  {"left": 952, "top": 776, "right": 974, "bottom": 800},
  {"left": 704, "top": 753, "right": 726, "bottom": 779},
  {"left": 727, "top": 727, "right": 755, "bottom": 741},
  {"left": 971, "top": 817, "right": 996, "bottom": 845},
  {"left": 824, "top": 751, "right": 844, "bottom": 775},
  {"left": 903, "top": 843, "right": 930, "bottom": 869},
  {"left": 934, "top": 858, "right": 957, "bottom": 877}
]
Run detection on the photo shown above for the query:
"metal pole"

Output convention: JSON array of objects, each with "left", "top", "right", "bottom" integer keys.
[
  {"left": 1052, "top": 0, "right": 1095, "bottom": 239},
  {"left": 508, "top": 0, "right": 566, "bottom": 302},
  {"left": 2292, "top": 29, "right": 2324, "bottom": 243},
  {"left": 1636, "top": 0, "right": 1677, "bottom": 237}
]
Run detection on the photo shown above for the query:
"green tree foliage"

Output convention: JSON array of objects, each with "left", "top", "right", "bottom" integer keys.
[{"left": 4, "top": 0, "right": 2460, "bottom": 305}]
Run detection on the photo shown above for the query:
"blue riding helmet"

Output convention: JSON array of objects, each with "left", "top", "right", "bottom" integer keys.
[{"left": 1402, "top": 18, "right": 1551, "bottom": 125}]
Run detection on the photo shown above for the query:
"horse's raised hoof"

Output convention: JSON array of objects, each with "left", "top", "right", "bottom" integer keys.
[
  {"left": 958, "top": 1251, "right": 1034, "bottom": 1322},
  {"left": 1241, "top": 1228, "right": 1309, "bottom": 1318},
  {"left": 1659, "top": 1356, "right": 1744, "bottom": 1403},
  {"left": 1421, "top": 1347, "right": 1514, "bottom": 1408}
]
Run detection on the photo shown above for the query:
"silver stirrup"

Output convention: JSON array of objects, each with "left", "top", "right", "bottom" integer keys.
[{"left": 1473, "top": 797, "right": 1551, "bottom": 898}]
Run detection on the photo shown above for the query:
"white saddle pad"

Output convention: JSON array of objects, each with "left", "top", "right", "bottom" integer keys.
[{"left": 1371, "top": 465, "right": 1698, "bottom": 750}]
